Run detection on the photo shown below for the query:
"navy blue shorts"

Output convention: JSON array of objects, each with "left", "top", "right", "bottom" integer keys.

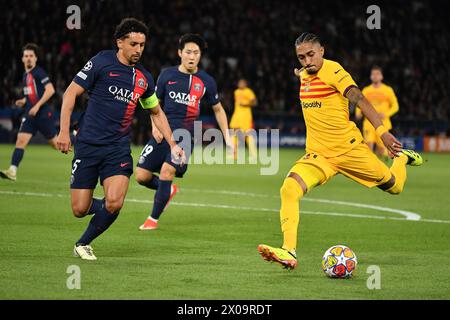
[
  {"left": 136, "top": 138, "right": 192, "bottom": 178},
  {"left": 19, "top": 111, "right": 57, "bottom": 140},
  {"left": 70, "top": 141, "right": 133, "bottom": 189}
]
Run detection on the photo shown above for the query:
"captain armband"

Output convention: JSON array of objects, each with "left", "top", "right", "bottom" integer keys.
[{"left": 139, "top": 92, "right": 159, "bottom": 109}]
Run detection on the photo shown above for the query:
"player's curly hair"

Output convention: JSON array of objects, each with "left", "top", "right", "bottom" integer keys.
[
  {"left": 114, "top": 17, "right": 148, "bottom": 40},
  {"left": 179, "top": 33, "right": 207, "bottom": 52},
  {"left": 295, "top": 32, "right": 322, "bottom": 46},
  {"left": 22, "top": 43, "right": 40, "bottom": 56}
]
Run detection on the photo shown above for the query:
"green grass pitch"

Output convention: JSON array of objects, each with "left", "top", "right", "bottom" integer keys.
[{"left": 0, "top": 144, "right": 449, "bottom": 299}]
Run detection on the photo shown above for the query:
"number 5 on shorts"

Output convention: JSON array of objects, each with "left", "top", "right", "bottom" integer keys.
[{"left": 72, "top": 159, "right": 81, "bottom": 174}]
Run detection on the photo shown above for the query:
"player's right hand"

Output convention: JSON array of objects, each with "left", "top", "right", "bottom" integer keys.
[
  {"left": 170, "top": 144, "right": 186, "bottom": 166},
  {"left": 294, "top": 68, "right": 303, "bottom": 79},
  {"left": 381, "top": 132, "right": 403, "bottom": 156},
  {"left": 152, "top": 128, "right": 164, "bottom": 144},
  {"left": 56, "top": 132, "right": 72, "bottom": 154}
]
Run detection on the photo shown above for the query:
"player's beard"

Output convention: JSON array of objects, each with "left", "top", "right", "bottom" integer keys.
[{"left": 129, "top": 54, "right": 141, "bottom": 65}]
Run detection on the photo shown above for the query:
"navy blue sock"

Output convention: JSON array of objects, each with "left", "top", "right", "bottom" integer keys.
[
  {"left": 150, "top": 180, "right": 172, "bottom": 220},
  {"left": 11, "top": 148, "right": 25, "bottom": 167},
  {"left": 142, "top": 175, "right": 160, "bottom": 190},
  {"left": 86, "top": 198, "right": 104, "bottom": 215},
  {"left": 76, "top": 206, "right": 119, "bottom": 246}
]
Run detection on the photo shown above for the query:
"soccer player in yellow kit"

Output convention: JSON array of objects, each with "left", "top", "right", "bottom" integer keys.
[
  {"left": 258, "top": 33, "right": 423, "bottom": 270},
  {"left": 229, "top": 79, "right": 257, "bottom": 158},
  {"left": 355, "top": 66, "right": 399, "bottom": 160}
]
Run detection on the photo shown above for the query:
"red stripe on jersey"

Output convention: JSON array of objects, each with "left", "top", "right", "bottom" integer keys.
[
  {"left": 186, "top": 75, "right": 204, "bottom": 122},
  {"left": 300, "top": 87, "right": 336, "bottom": 93},
  {"left": 120, "top": 69, "right": 147, "bottom": 132},
  {"left": 300, "top": 91, "right": 338, "bottom": 99},
  {"left": 26, "top": 73, "right": 39, "bottom": 106}
]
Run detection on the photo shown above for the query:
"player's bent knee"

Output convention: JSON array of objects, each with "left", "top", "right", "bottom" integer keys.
[
  {"left": 105, "top": 197, "right": 124, "bottom": 214},
  {"left": 160, "top": 165, "right": 176, "bottom": 180},
  {"left": 387, "top": 183, "right": 403, "bottom": 195},
  {"left": 135, "top": 169, "right": 152, "bottom": 185},
  {"left": 71, "top": 203, "right": 90, "bottom": 218}
]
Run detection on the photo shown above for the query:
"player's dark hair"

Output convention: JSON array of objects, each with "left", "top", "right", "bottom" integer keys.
[
  {"left": 371, "top": 65, "right": 383, "bottom": 73},
  {"left": 114, "top": 17, "right": 148, "bottom": 40},
  {"left": 178, "top": 33, "right": 207, "bottom": 52},
  {"left": 295, "top": 32, "right": 322, "bottom": 46},
  {"left": 22, "top": 43, "right": 39, "bottom": 56}
]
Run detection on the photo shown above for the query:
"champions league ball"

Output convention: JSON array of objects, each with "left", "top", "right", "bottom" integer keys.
[{"left": 322, "top": 245, "right": 357, "bottom": 278}]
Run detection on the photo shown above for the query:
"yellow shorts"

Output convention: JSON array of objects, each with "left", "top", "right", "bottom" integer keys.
[
  {"left": 289, "top": 142, "right": 392, "bottom": 189},
  {"left": 229, "top": 115, "right": 254, "bottom": 131}
]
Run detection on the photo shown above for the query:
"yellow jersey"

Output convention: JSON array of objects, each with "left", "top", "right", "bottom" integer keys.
[
  {"left": 299, "top": 59, "right": 363, "bottom": 157},
  {"left": 230, "top": 87, "right": 256, "bottom": 130},
  {"left": 357, "top": 83, "right": 399, "bottom": 130}
]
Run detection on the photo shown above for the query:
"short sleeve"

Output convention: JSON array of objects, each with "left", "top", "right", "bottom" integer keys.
[
  {"left": 328, "top": 62, "right": 358, "bottom": 97},
  {"left": 204, "top": 76, "right": 220, "bottom": 106},
  {"left": 155, "top": 71, "right": 166, "bottom": 100},
  {"left": 37, "top": 68, "right": 51, "bottom": 86},
  {"left": 73, "top": 54, "right": 103, "bottom": 90}
]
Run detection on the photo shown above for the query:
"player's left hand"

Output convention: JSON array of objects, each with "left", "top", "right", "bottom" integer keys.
[
  {"left": 381, "top": 132, "right": 403, "bottom": 156},
  {"left": 28, "top": 106, "right": 40, "bottom": 117},
  {"left": 171, "top": 144, "right": 186, "bottom": 166}
]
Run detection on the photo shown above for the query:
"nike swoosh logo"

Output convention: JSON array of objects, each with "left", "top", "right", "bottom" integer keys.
[
  {"left": 168, "top": 81, "right": 177, "bottom": 85},
  {"left": 120, "top": 162, "right": 130, "bottom": 167},
  {"left": 109, "top": 72, "right": 120, "bottom": 77},
  {"left": 334, "top": 69, "right": 342, "bottom": 74}
]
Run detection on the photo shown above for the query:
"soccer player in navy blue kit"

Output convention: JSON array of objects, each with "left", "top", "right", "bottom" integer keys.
[
  {"left": 56, "top": 18, "right": 184, "bottom": 260},
  {"left": 1, "top": 43, "right": 56, "bottom": 181},
  {"left": 136, "top": 34, "right": 233, "bottom": 231}
]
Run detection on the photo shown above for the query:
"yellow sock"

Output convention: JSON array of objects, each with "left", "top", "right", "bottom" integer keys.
[
  {"left": 246, "top": 135, "right": 257, "bottom": 158},
  {"left": 387, "top": 154, "right": 408, "bottom": 194},
  {"left": 280, "top": 177, "right": 304, "bottom": 253}
]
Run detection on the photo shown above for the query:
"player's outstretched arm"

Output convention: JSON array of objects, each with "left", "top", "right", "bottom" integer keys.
[
  {"left": 57, "top": 81, "right": 85, "bottom": 154},
  {"left": 150, "top": 105, "right": 186, "bottom": 165},
  {"left": 212, "top": 102, "right": 234, "bottom": 151},
  {"left": 346, "top": 86, "right": 403, "bottom": 155}
]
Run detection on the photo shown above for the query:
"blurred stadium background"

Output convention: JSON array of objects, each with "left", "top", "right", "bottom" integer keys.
[{"left": 0, "top": 0, "right": 449, "bottom": 151}]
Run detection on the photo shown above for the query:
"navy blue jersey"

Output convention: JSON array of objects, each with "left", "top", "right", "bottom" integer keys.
[
  {"left": 156, "top": 66, "right": 219, "bottom": 134},
  {"left": 22, "top": 66, "right": 51, "bottom": 114},
  {"left": 73, "top": 50, "right": 158, "bottom": 145}
]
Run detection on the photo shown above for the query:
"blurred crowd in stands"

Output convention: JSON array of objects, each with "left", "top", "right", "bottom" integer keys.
[{"left": 1, "top": 0, "right": 448, "bottom": 144}]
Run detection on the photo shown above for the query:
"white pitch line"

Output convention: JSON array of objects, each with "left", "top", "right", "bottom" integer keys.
[
  {"left": 182, "top": 188, "right": 422, "bottom": 221},
  {"left": 0, "top": 190, "right": 447, "bottom": 224},
  {"left": 17, "top": 181, "right": 422, "bottom": 221}
]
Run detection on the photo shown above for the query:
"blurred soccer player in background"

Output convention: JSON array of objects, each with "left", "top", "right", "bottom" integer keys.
[
  {"left": 355, "top": 66, "right": 399, "bottom": 161},
  {"left": 229, "top": 78, "right": 258, "bottom": 159},
  {"left": 0, "top": 43, "right": 56, "bottom": 181},
  {"left": 56, "top": 18, "right": 184, "bottom": 260},
  {"left": 136, "top": 33, "right": 233, "bottom": 231},
  {"left": 258, "top": 33, "right": 423, "bottom": 270}
]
